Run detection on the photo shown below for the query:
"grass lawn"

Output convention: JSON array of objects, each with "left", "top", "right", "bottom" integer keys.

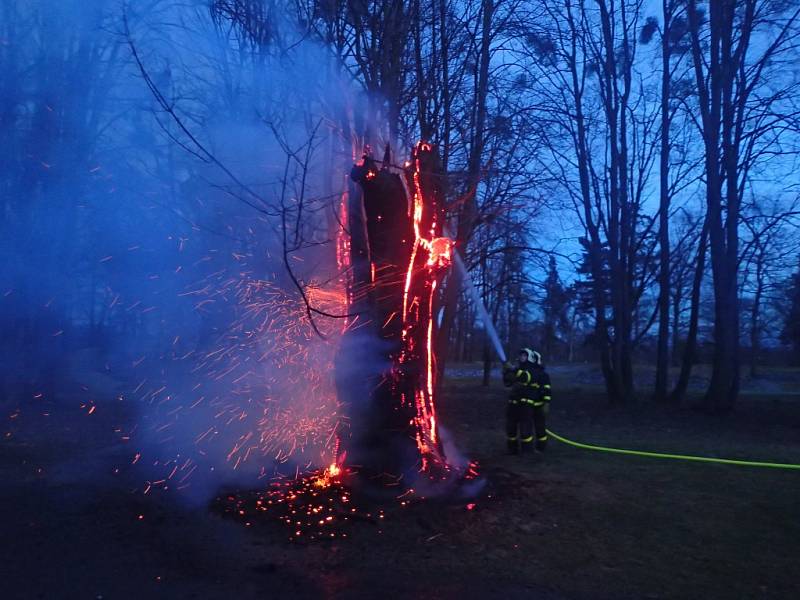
[{"left": 430, "top": 367, "right": 800, "bottom": 599}]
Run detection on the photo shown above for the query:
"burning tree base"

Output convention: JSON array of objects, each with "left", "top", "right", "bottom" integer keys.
[
  {"left": 213, "top": 466, "right": 381, "bottom": 542},
  {"left": 212, "top": 460, "right": 482, "bottom": 543}
]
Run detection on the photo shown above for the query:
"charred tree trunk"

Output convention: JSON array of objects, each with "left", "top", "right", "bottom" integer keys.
[{"left": 336, "top": 143, "right": 450, "bottom": 484}]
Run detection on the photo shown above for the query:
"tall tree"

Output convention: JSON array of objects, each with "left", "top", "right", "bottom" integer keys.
[
  {"left": 436, "top": 0, "right": 496, "bottom": 375},
  {"left": 640, "top": 1, "right": 692, "bottom": 402},
  {"left": 520, "top": 0, "right": 659, "bottom": 403},
  {"left": 686, "top": 0, "right": 800, "bottom": 411},
  {"left": 542, "top": 255, "right": 569, "bottom": 359},
  {"left": 669, "top": 215, "right": 709, "bottom": 403}
]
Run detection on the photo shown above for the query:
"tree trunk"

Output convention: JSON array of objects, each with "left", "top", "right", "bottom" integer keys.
[
  {"left": 688, "top": 0, "right": 741, "bottom": 413},
  {"left": 436, "top": 0, "right": 493, "bottom": 379},
  {"left": 438, "top": 0, "right": 451, "bottom": 170},
  {"left": 671, "top": 282, "right": 682, "bottom": 367},
  {"left": 670, "top": 219, "right": 709, "bottom": 404},
  {"left": 749, "top": 246, "right": 765, "bottom": 378},
  {"left": 655, "top": 0, "right": 673, "bottom": 402},
  {"left": 337, "top": 145, "right": 450, "bottom": 482}
]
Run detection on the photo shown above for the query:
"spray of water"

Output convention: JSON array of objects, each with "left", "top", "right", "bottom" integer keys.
[{"left": 452, "top": 251, "right": 507, "bottom": 363}]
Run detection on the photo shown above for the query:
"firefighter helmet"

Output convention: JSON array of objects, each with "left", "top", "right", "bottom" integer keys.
[{"left": 520, "top": 348, "right": 542, "bottom": 365}]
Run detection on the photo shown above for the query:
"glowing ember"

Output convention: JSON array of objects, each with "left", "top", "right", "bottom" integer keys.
[
  {"left": 313, "top": 462, "right": 343, "bottom": 488},
  {"left": 214, "top": 469, "right": 384, "bottom": 542},
  {"left": 426, "top": 237, "right": 454, "bottom": 268}
]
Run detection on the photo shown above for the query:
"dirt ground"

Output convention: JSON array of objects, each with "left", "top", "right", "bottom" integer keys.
[{"left": 2, "top": 365, "right": 800, "bottom": 599}]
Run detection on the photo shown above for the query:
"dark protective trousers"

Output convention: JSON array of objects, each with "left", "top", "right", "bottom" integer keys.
[
  {"left": 506, "top": 403, "right": 548, "bottom": 453},
  {"left": 532, "top": 405, "right": 548, "bottom": 451},
  {"left": 506, "top": 403, "right": 534, "bottom": 453}
]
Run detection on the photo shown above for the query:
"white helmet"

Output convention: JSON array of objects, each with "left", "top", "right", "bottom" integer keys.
[{"left": 520, "top": 348, "right": 542, "bottom": 365}]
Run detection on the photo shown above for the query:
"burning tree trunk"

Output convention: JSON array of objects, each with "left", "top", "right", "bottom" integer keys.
[{"left": 335, "top": 142, "right": 452, "bottom": 484}]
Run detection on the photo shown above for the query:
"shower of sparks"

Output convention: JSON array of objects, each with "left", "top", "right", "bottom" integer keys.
[{"left": 134, "top": 265, "right": 348, "bottom": 494}]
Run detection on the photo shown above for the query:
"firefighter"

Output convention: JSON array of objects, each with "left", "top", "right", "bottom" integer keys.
[{"left": 503, "top": 348, "right": 551, "bottom": 454}]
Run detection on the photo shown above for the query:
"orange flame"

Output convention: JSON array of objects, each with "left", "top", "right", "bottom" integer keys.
[{"left": 400, "top": 141, "right": 453, "bottom": 471}]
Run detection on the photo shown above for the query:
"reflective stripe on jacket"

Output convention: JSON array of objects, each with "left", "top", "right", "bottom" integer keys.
[{"left": 506, "top": 363, "right": 552, "bottom": 406}]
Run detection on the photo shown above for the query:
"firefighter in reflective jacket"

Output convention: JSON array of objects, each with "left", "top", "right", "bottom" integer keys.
[{"left": 503, "top": 348, "right": 551, "bottom": 454}]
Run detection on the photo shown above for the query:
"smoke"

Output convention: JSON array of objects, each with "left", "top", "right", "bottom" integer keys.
[
  {"left": 1, "top": 0, "right": 479, "bottom": 506},
  {"left": 119, "top": 1, "right": 360, "bottom": 501},
  {"left": 0, "top": 0, "right": 360, "bottom": 502}
]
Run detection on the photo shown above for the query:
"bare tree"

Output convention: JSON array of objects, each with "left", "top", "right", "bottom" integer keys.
[
  {"left": 740, "top": 199, "right": 800, "bottom": 376},
  {"left": 686, "top": 0, "right": 800, "bottom": 411},
  {"left": 640, "top": 1, "right": 694, "bottom": 402},
  {"left": 517, "top": 0, "right": 660, "bottom": 403}
]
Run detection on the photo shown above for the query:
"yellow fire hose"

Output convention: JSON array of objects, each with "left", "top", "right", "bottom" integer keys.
[{"left": 546, "top": 429, "right": 800, "bottom": 471}]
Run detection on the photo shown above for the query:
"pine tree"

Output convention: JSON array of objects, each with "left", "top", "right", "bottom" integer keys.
[{"left": 542, "top": 256, "right": 569, "bottom": 360}]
